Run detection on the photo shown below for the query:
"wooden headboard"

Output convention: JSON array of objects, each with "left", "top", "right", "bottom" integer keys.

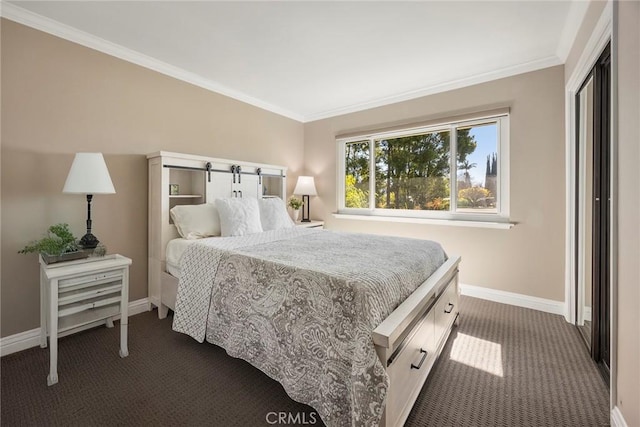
[{"left": 146, "top": 151, "right": 287, "bottom": 312}]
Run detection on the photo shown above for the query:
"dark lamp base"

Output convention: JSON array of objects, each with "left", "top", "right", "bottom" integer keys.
[
  {"left": 80, "top": 233, "right": 99, "bottom": 249},
  {"left": 301, "top": 194, "right": 312, "bottom": 222}
]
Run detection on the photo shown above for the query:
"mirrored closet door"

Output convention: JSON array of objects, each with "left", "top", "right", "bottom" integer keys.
[
  {"left": 576, "top": 75, "right": 594, "bottom": 349},
  {"left": 575, "top": 43, "right": 610, "bottom": 383}
]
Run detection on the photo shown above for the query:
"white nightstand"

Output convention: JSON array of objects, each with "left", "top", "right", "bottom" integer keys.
[
  {"left": 295, "top": 220, "right": 324, "bottom": 229},
  {"left": 39, "top": 254, "right": 132, "bottom": 386}
]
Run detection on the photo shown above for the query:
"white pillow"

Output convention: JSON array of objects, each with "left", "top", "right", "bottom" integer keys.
[
  {"left": 215, "top": 197, "right": 263, "bottom": 237},
  {"left": 259, "top": 197, "right": 295, "bottom": 231},
  {"left": 170, "top": 203, "right": 221, "bottom": 239}
]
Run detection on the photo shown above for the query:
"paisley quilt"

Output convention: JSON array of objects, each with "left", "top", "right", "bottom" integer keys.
[{"left": 173, "top": 228, "right": 446, "bottom": 426}]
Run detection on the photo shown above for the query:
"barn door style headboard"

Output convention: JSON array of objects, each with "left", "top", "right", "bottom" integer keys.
[{"left": 146, "top": 151, "right": 287, "bottom": 312}]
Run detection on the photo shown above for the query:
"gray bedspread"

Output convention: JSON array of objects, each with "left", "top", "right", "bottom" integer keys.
[{"left": 173, "top": 228, "right": 446, "bottom": 426}]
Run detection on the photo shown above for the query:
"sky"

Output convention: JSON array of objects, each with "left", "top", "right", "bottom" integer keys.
[{"left": 465, "top": 123, "right": 497, "bottom": 186}]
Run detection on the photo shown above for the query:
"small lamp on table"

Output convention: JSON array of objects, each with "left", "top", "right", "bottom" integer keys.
[
  {"left": 293, "top": 176, "right": 317, "bottom": 223},
  {"left": 62, "top": 153, "right": 116, "bottom": 249}
]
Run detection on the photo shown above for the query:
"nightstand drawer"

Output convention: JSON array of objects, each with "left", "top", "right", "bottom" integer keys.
[
  {"left": 58, "top": 303, "right": 121, "bottom": 332},
  {"left": 58, "top": 295, "right": 122, "bottom": 318},
  {"left": 58, "top": 283, "right": 122, "bottom": 307},
  {"left": 58, "top": 269, "right": 123, "bottom": 290},
  {"left": 58, "top": 292, "right": 122, "bottom": 317}
]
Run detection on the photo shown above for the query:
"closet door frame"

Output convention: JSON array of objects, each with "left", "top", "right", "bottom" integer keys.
[{"left": 564, "top": 3, "right": 615, "bottom": 403}]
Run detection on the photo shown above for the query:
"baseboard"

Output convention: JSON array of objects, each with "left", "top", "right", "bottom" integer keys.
[
  {"left": 460, "top": 284, "right": 565, "bottom": 316},
  {"left": 127, "top": 298, "right": 153, "bottom": 317},
  {"left": 0, "top": 298, "right": 150, "bottom": 357},
  {"left": 611, "top": 406, "right": 629, "bottom": 427},
  {"left": 0, "top": 328, "right": 41, "bottom": 357}
]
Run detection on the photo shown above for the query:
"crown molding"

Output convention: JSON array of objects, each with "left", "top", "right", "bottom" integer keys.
[
  {"left": 304, "top": 55, "right": 563, "bottom": 122},
  {"left": 556, "top": 0, "right": 591, "bottom": 62},
  {"left": 565, "top": 1, "right": 612, "bottom": 91},
  {"left": 0, "top": 2, "right": 305, "bottom": 122}
]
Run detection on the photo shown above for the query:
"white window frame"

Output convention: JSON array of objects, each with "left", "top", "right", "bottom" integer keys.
[{"left": 336, "top": 113, "right": 510, "bottom": 225}]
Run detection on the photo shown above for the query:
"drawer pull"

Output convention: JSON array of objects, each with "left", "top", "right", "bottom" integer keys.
[
  {"left": 444, "top": 303, "right": 454, "bottom": 314},
  {"left": 410, "top": 348, "right": 428, "bottom": 370}
]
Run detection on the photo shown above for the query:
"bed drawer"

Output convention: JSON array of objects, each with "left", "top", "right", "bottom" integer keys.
[
  {"left": 434, "top": 278, "right": 458, "bottom": 345},
  {"left": 386, "top": 309, "right": 436, "bottom": 426}
]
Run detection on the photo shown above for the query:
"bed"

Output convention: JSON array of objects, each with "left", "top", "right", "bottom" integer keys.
[{"left": 147, "top": 152, "right": 461, "bottom": 427}]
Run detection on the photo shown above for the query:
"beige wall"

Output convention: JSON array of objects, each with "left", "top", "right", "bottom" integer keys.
[
  {"left": 0, "top": 20, "right": 304, "bottom": 337},
  {"left": 0, "top": 19, "right": 3, "bottom": 320},
  {"left": 304, "top": 66, "right": 566, "bottom": 302},
  {"left": 615, "top": 1, "right": 640, "bottom": 424}
]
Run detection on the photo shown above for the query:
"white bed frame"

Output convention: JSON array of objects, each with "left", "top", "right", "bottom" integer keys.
[{"left": 147, "top": 151, "right": 461, "bottom": 427}]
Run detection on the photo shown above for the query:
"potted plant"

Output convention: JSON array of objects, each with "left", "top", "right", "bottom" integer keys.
[
  {"left": 288, "top": 196, "right": 303, "bottom": 222},
  {"left": 18, "top": 223, "right": 87, "bottom": 264}
]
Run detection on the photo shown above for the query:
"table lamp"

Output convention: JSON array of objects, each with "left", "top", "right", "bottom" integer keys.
[
  {"left": 63, "top": 153, "right": 116, "bottom": 249},
  {"left": 293, "top": 176, "right": 317, "bottom": 223}
]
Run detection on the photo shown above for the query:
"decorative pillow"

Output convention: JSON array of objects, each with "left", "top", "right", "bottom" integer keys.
[
  {"left": 170, "top": 203, "right": 221, "bottom": 239},
  {"left": 259, "top": 197, "right": 295, "bottom": 231},
  {"left": 215, "top": 197, "right": 263, "bottom": 237}
]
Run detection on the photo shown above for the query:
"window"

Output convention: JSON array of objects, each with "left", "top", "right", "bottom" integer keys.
[{"left": 338, "top": 114, "right": 509, "bottom": 222}]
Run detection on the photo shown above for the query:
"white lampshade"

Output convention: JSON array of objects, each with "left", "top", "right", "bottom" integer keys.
[
  {"left": 293, "top": 176, "right": 317, "bottom": 196},
  {"left": 63, "top": 153, "right": 116, "bottom": 194}
]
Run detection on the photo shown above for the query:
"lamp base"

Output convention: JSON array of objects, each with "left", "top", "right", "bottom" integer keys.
[
  {"left": 80, "top": 233, "right": 99, "bottom": 249},
  {"left": 301, "top": 194, "right": 311, "bottom": 222}
]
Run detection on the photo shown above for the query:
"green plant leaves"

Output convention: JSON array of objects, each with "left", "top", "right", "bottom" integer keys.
[{"left": 18, "top": 223, "right": 80, "bottom": 256}]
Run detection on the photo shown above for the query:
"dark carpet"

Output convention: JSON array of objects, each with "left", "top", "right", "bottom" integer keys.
[{"left": 1, "top": 297, "right": 609, "bottom": 426}]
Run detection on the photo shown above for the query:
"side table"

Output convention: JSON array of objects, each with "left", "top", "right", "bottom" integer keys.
[
  {"left": 295, "top": 220, "right": 325, "bottom": 229},
  {"left": 39, "top": 254, "right": 132, "bottom": 385}
]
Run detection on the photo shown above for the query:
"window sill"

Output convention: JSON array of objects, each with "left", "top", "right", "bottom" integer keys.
[{"left": 332, "top": 213, "right": 515, "bottom": 229}]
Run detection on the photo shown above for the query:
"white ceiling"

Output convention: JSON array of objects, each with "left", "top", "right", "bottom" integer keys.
[{"left": 4, "top": 1, "right": 586, "bottom": 122}]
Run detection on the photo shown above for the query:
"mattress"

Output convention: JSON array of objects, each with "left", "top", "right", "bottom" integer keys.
[{"left": 165, "top": 238, "right": 201, "bottom": 278}]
